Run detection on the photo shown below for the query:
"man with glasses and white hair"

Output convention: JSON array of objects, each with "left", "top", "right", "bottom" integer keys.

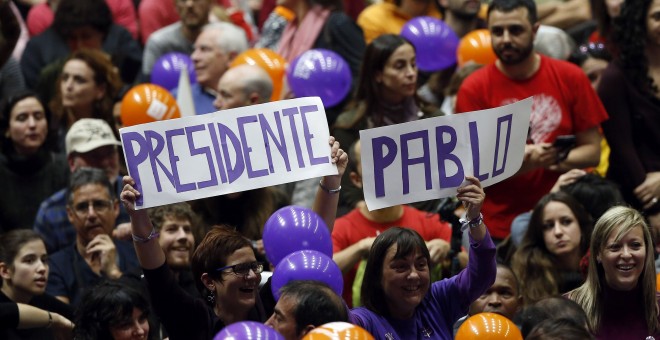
[
  {"left": 172, "top": 21, "right": 249, "bottom": 115},
  {"left": 46, "top": 168, "right": 139, "bottom": 307}
]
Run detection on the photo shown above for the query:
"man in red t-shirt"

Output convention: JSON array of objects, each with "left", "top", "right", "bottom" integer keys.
[
  {"left": 455, "top": 0, "right": 607, "bottom": 241},
  {"left": 332, "top": 140, "right": 455, "bottom": 307}
]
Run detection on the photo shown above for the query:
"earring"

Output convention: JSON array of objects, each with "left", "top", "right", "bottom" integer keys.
[{"left": 206, "top": 290, "right": 215, "bottom": 305}]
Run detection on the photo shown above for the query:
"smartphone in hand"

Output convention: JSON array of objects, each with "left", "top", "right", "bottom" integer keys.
[{"left": 553, "top": 135, "right": 576, "bottom": 162}]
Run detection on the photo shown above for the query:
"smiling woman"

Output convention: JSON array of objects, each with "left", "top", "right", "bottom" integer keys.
[
  {"left": 349, "top": 176, "right": 496, "bottom": 340},
  {"left": 567, "top": 206, "right": 660, "bottom": 339}
]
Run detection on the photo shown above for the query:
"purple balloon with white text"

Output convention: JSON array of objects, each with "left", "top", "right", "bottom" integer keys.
[
  {"left": 400, "top": 16, "right": 459, "bottom": 71},
  {"left": 214, "top": 321, "right": 284, "bottom": 340},
  {"left": 151, "top": 52, "right": 197, "bottom": 90},
  {"left": 271, "top": 250, "right": 343, "bottom": 300},
  {"left": 263, "top": 206, "right": 332, "bottom": 266},
  {"left": 286, "top": 49, "right": 351, "bottom": 108}
]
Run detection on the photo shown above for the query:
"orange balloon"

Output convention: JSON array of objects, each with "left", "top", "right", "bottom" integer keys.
[
  {"left": 302, "top": 322, "right": 374, "bottom": 340},
  {"left": 456, "top": 312, "right": 522, "bottom": 340},
  {"left": 656, "top": 273, "right": 660, "bottom": 292},
  {"left": 457, "top": 29, "right": 498, "bottom": 67},
  {"left": 230, "top": 48, "right": 287, "bottom": 101},
  {"left": 120, "top": 84, "right": 181, "bottom": 127}
]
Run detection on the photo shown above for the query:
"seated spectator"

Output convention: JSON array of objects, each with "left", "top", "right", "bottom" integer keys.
[
  {"left": 122, "top": 203, "right": 202, "bottom": 296},
  {"left": 333, "top": 35, "right": 433, "bottom": 212},
  {"left": 26, "top": 0, "right": 138, "bottom": 39},
  {"left": 49, "top": 49, "right": 123, "bottom": 151},
  {"left": 509, "top": 170, "right": 624, "bottom": 247},
  {"left": 332, "top": 139, "right": 454, "bottom": 308},
  {"left": 510, "top": 192, "right": 593, "bottom": 305},
  {"left": 517, "top": 295, "right": 592, "bottom": 337},
  {"left": 0, "top": 230, "right": 74, "bottom": 339},
  {"left": 34, "top": 118, "right": 129, "bottom": 254},
  {"left": 453, "top": 263, "right": 523, "bottom": 335},
  {"left": 46, "top": 168, "right": 139, "bottom": 307},
  {"left": 20, "top": 0, "right": 141, "bottom": 90},
  {"left": 120, "top": 138, "right": 347, "bottom": 339},
  {"left": 171, "top": 22, "right": 248, "bottom": 115},
  {"left": 0, "top": 91, "right": 68, "bottom": 232},
  {"left": 142, "top": 0, "right": 213, "bottom": 81},
  {"left": 468, "top": 264, "right": 522, "bottom": 318},
  {"left": 74, "top": 281, "right": 151, "bottom": 339},
  {"left": 213, "top": 64, "right": 273, "bottom": 111},
  {"left": 567, "top": 206, "right": 660, "bottom": 339},
  {"left": 265, "top": 280, "right": 349, "bottom": 340},
  {"left": 357, "top": 0, "right": 442, "bottom": 43}
]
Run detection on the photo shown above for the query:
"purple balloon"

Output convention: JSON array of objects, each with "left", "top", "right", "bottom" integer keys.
[
  {"left": 271, "top": 250, "right": 343, "bottom": 300},
  {"left": 400, "top": 16, "right": 460, "bottom": 71},
  {"left": 286, "top": 49, "right": 351, "bottom": 108},
  {"left": 263, "top": 206, "right": 332, "bottom": 266},
  {"left": 214, "top": 321, "right": 284, "bottom": 340},
  {"left": 151, "top": 52, "right": 197, "bottom": 90}
]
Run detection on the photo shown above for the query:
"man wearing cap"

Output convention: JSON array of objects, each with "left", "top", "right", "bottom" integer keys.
[
  {"left": 46, "top": 167, "right": 139, "bottom": 306},
  {"left": 34, "top": 118, "right": 130, "bottom": 254}
]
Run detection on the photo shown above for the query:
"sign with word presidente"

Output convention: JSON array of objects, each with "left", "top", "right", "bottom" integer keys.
[
  {"left": 120, "top": 97, "right": 337, "bottom": 209},
  {"left": 360, "top": 97, "right": 533, "bottom": 210}
]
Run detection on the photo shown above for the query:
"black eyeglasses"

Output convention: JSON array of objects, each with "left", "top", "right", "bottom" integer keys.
[
  {"left": 71, "top": 199, "right": 114, "bottom": 217},
  {"left": 215, "top": 261, "right": 264, "bottom": 277}
]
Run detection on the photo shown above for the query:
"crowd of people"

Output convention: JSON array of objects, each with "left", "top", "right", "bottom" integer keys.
[{"left": 1, "top": 0, "right": 659, "bottom": 339}]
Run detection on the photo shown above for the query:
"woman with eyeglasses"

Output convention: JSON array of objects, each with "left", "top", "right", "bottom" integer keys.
[
  {"left": 598, "top": 0, "right": 660, "bottom": 224},
  {"left": 0, "top": 90, "right": 68, "bottom": 232},
  {"left": 120, "top": 138, "right": 347, "bottom": 340}
]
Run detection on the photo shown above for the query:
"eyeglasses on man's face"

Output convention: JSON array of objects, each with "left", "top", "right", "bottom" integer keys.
[
  {"left": 71, "top": 199, "right": 114, "bottom": 217},
  {"left": 215, "top": 261, "right": 264, "bottom": 277}
]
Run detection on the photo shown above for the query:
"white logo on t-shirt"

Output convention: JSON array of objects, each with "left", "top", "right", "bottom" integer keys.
[{"left": 501, "top": 95, "right": 562, "bottom": 143}]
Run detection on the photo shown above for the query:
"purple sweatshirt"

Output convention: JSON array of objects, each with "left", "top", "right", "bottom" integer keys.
[{"left": 350, "top": 230, "right": 497, "bottom": 340}]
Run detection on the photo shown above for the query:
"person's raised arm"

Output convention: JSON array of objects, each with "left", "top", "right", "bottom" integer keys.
[
  {"left": 312, "top": 136, "right": 348, "bottom": 233},
  {"left": 456, "top": 176, "right": 487, "bottom": 242},
  {"left": 120, "top": 176, "right": 165, "bottom": 270}
]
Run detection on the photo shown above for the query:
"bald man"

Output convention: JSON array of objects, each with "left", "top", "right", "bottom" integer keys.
[{"left": 213, "top": 64, "right": 273, "bottom": 110}]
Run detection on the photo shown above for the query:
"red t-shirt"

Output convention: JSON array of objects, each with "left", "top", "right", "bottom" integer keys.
[
  {"left": 332, "top": 205, "right": 452, "bottom": 307},
  {"left": 456, "top": 55, "right": 608, "bottom": 239}
]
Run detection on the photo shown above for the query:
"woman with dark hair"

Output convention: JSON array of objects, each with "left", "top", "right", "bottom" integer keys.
[
  {"left": 75, "top": 281, "right": 151, "bottom": 340},
  {"left": 120, "top": 138, "right": 347, "bottom": 340},
  {"left": 0, "top": 230, "right": 74, "bottom": 339},
  {"left": 0, "top": 90, "right": 68, "bottom": 232},
  {"left": 597, "top": 0, "right": 660, "bottom": 222},
  {"left": 350, "top": 176, "right": 496, "bottom": 339},
  {"left": 567, "top": 206, "right": 660, "bottom": 338},
  {"left": 511, "top": 192, "right": 593, "bottom": 305},
  {"left": 333, "top": 34, "right": 431, "bottom": 210},
  {"left": 49, "top": 48, "right": 123, "bottom": 150}
]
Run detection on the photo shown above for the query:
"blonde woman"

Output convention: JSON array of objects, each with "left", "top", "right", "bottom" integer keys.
[{"left": 567, "top": 206, "right": 659, "bottom": 339}]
